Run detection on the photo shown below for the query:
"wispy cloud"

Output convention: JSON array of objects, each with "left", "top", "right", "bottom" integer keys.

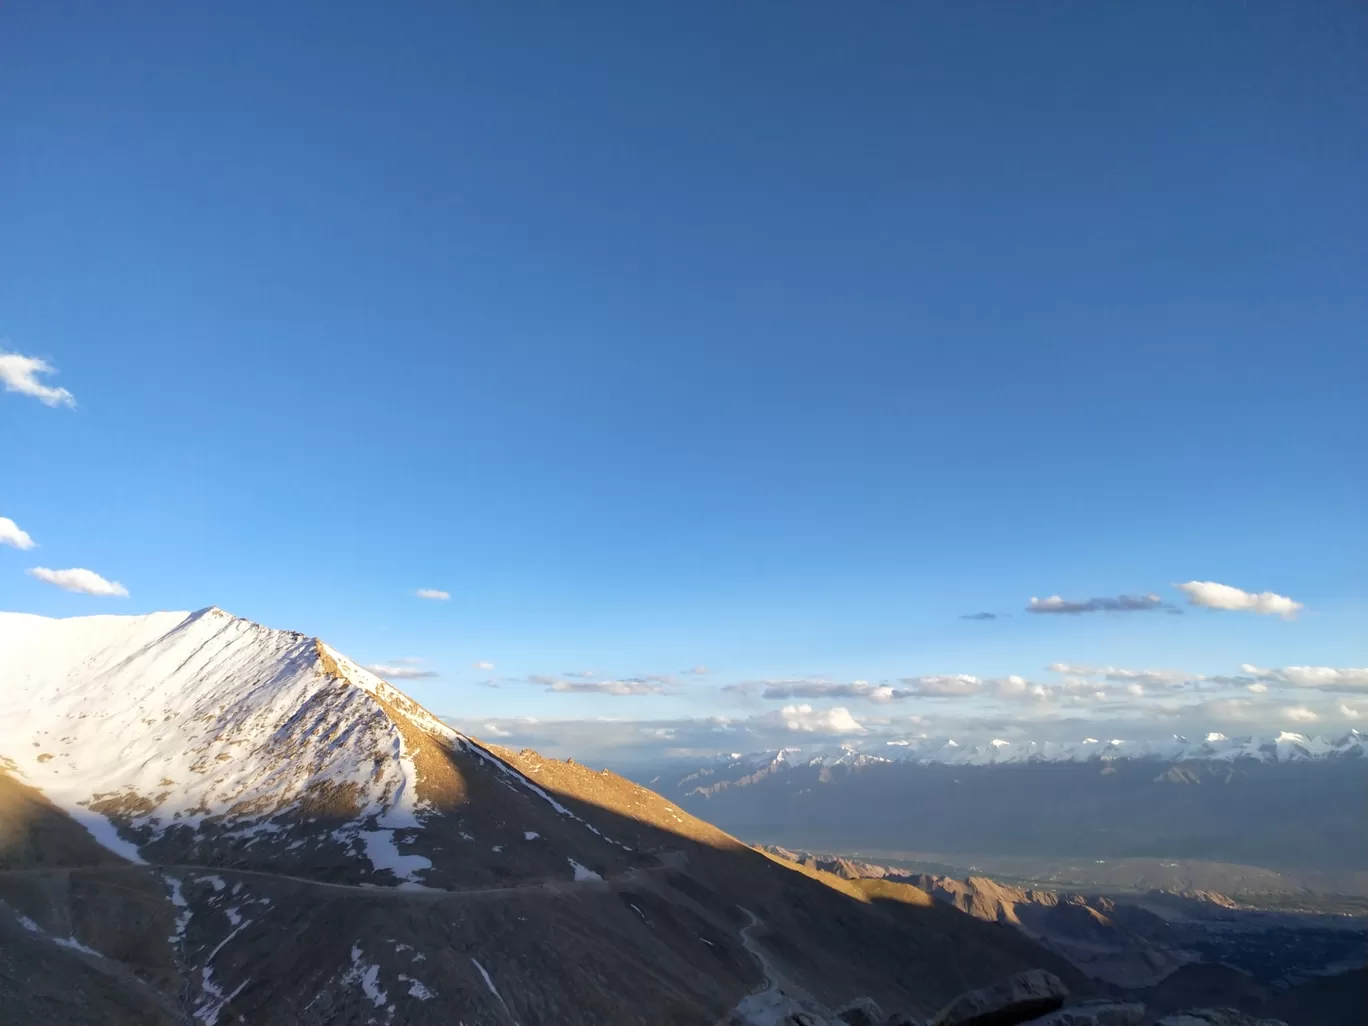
[
  {"left": 959, "top": 612, "right": 998, "bottom": 621},
  {"left": 473, "top": 660, "right": 495, "bottom": 671},
  {"left": 760, "top": 679, "right": 893, "bottom": 701},
  {"left": 1047, "top": 664, "right": 1200, "bottom": 689},
  {"left": 563, "top": 670, "right": 597, "bottom": 678},
  {"left": 1283, "top": 705, "right": 1320, "bottom": 723},
  {"left": 416, "top": 588, "right": 450, "bottom": 601},
  {"left": 682, "top": 666, "right": 711, "bottom": 675},
  {"left": 0, "top": 348, "right": 76, "bottom": 408},
  {"left": 543, "top": 678, "right": 665, "bottom": 696},
  {"left": 1177, "top": 581, "right": 1303, "bottom": 619},
  {"left": 898, "top": 674, "right": 988, "bottom": 696},
  {"left": 1238, "top": 664, "right": 1368, "bottom": 692},
  {"left": 753, "top": 674, "right": 1047, "bottom": 703},
  {"left": 364, "top": 662, "right": 439, "bottom": 680},
  {"left": 0, "top": 516, "right": 36, "bottom": 550},
  {"left": 26, "top": 567, "right": 128, "bottom": 597},
  {"left": 1027, "top": 593, "right": 1169, "bottom": 615}
]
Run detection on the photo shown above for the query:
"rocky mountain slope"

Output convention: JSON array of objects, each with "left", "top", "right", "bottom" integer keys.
[
  {"left": 1, "top": 607, "right": 1102, "bottom": 1026},
  {"left": 760, "top": 848, "right": 1366, "bottom": 1026}
]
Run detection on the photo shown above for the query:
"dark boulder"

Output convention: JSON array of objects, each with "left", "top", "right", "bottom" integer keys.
[
  {"left": 837, "top": 997, "right": 886, "bottom": 1026},
  {"left": 930, "top": 969, "right": 1069, "bottom": 1026},
  {"left": 1155, "top": 1010, "right": 1288, "bottom": 1026},
  {"left": 1024, "top": 1004, "right": 1145, "bottom": 1026}
]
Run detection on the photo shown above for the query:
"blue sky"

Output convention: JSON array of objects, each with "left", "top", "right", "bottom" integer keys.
[{"left": 2, "top": 3, "right": 1364, "bottom": 761}]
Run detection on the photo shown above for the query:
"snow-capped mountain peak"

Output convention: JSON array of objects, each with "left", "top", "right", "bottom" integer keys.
[{"left": 0, "top": 607, "right": 464, "bottom": 880}]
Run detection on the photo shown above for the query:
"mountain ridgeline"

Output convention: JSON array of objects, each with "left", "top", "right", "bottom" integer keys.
[{"left": 0, "top": 608, "right": 1097, "bottom": 1026}]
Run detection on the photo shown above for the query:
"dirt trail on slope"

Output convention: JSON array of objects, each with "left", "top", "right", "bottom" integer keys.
[
  {"left": 0, "top": 853, "right": 685, "bottom": 902},
  {"left": 723, "top": 907, "right": 838, "bottom": 1026}
]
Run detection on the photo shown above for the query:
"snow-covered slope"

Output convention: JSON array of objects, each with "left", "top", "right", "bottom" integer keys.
[{"left": 0, "top": 606, "right": 454, "bottom": 880}]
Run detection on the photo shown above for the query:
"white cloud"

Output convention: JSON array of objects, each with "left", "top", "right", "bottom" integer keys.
[
  {"left": 1246, "top": 683, "right": 1268, "bottom": 693},
  {"left": 364, "top": 663, "right": 438, "bottom": 680},
  {"left": 774, "top": 704, "right": 866, "bottom": 735},
  {"left": 990, "top": 675, "right": 1029, "bottom": 698},
  {"left": 1126, "top": 683, "right": 1145, "bottom": 696},
  {"left": 482, "top": 723, "right": 512, "bottom": 737},
  {"left": 416, "top": 588, "right": 450, "bottom": 601},
  {"left": 1282, "top": 705, "right": 1319, "bottom": 724},
  {"left": 473, "top": 660, "right": 495, "bottom": 670},
  {"left": 0, "top": 516, "right": 35, "bottom": 550},
  {"left": 1177, "top": 581, "right": 1303, "bottom": 618},
  {"left": 0, "top": 349, "right": 76, "bottom": 408},
  {"left": 26, "top": 567, "right": 128, "bottom": 597},
  {"left": 1338, "top": 703, "right": 1361, "bottom": 720},
  {"left": 683, "top": 666, "right": 711, "bottom": 676}
]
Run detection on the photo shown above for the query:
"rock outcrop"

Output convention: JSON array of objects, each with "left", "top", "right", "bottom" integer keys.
[
  {"left": 1026, "top": 1004, "right": 1145, "bottom": 1026},
  {"left": 1154, "top": 1010, "right": 1289, "bottom": 1026},
  {"left": 921, "top": 974, "right": 1288, "bottom": 1026},
  {"left": 929, "top": 969, "right": 1069, "bottom": 1026}
]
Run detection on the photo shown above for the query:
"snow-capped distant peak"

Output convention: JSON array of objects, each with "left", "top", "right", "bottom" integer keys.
[{"left": 737, "top": 729, "right": 1368, "bottom": 769}]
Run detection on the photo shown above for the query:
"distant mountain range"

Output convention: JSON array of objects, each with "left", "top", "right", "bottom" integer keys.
[
  {"left": 695, "top": 730, "right": 1367, "bottom": 778},
  {"left": 641, "top": 734, "right": 1368, "bottom": 890}
]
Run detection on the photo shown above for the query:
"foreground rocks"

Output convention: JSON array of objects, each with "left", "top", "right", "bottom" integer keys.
[
  {"left": 1155, "top": 1011, "right": 1292, "bottom": 1026},
  {"left": 930, "top": 969, "right": 1069, "bottom": 1026},
  {"left": 1028, "top": 1004, "right": 1144, "bottom": 1026},
  {"left": 917, "top": 972, "right": 1287, "bottom": 1026}
]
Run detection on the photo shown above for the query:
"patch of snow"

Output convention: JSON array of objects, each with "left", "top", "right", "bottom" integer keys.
[
  {"left": 344, "top": 944, "right": 388, "bottom": 1008},
  {"left": 523, "top": 831, "right": 539, "bottom": 840},
  {"left": 398, "top": 974, "right": 436, "bottom": 1000},
  {"left": 225, "top": 907, "right": 242, "bottom": 926},
  {"left": 53, "top": 935, "right": 102, "bottom": 957},
  {"left": 199, "top": 875, "right": 227, "bottom": 892},
  {"left": 470, "top": 957, "right": 510, "bottom": 1015},
  {"left": 360, "top": 829, "right": 432, "bottom": 882},
  {"left": 567, "top": 858, "right": 602, "bottom": 882},
  {"left": 162, "top": 874, "right": 192, "bottom": 942},
  {"left": 204, "top": 920, "right": 250, "bottom": 964},
  {"left": 197, "top": 964, "right": 248, "bottom": 1026}
]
